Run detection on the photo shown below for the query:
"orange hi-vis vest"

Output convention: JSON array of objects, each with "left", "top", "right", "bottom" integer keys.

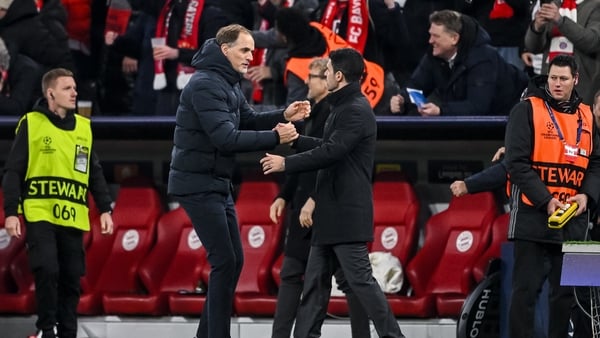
[
  {"left": 519, "top": 96, "right": 593, "bottom": 205},
  {"left": 284, "top": 22, "right": 384, "bottom": 108}
]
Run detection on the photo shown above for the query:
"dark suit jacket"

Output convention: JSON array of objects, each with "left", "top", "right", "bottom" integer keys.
[{"left": 286, "top": 82, "right": 376, "bottom": 245}]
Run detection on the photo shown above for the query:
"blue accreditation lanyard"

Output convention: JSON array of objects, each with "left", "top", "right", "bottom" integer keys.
[{"left": 544, "top": 101, "right": 582, "bottom": 162}]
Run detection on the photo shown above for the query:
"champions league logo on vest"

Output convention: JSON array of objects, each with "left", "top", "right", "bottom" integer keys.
[
  {"left": 542, "top": 121, "right": 557, "bottom": 140},
  {"left": 41, "top": 136, "right": 56, "bottom": 154}
]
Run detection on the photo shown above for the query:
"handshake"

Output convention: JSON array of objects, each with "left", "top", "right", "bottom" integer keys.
[{"left": 273, "top": 122, "right": 299, "bottom": 144}]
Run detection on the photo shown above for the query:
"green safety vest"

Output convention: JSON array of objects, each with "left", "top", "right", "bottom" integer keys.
[{"left": 21, "top": 112, "right": 92, "bottom": 231}]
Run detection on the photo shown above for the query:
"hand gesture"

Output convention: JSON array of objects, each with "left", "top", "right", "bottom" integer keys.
[
  {"left": 418, "top": 102, "right": 441, "bottom": 116},
  {"left": 568, "top": 194, "right": 588, "bottom": 216},
  {"left": 4, "top": 216, "right": 21, "bottom": 238},
  {"left": 390, "top": 94, "right": 404, "bottom": 114},
  {"left": 269, "top": 197, "right": 286, "bottom": 224},
  {"left": 492, "top": 147, "right": 505, "bottom": 162},
  {"left": 450, "top": 181, "right": 468, "bottom": 197},
  {"left": 153, "top": 45, "right": 179, "bottom": 61},
  {"left": 284, "top": 100, "right": 311, "bottom": 121},
  {"left": 245, "top": 65, "right": 273, "bottom": 82},
  {"left": 105, "top": 31, "right": 119, "bottom": 46},
  {"left": 100, "top": 212, "right": 114, "bottom": 235},
  {"left": 273, "top": 122, "right": 298, "bottom": 144},
  {"left": 260, "top": 153, "right": 286, "bottom": 174},
  {"left": 299, "top": 197, "right": 315, "bottom": 228},
  {"left": 546, "top": 197, "right": 565, "bottom": 216}
]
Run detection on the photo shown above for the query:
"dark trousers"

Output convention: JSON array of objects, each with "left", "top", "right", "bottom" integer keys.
[
  {"left": 293, "top": 243, "right": 404, "bottom": 338},
  {"left": 509, "top": 240, "right": 574, "bottom": 338},
  {"left": 26, "top": 221, "right": 84, "bottom": 338},
  {"left": 176, "top": 192, "right": 243, "bottom": 338},
  {"left": 272, "top": 255, "right": 371, "bottom": 338}
]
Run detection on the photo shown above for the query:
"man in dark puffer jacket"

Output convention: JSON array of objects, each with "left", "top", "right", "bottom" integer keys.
[{"left": 168, "top": 24, "right": 310, "bottom": 338}]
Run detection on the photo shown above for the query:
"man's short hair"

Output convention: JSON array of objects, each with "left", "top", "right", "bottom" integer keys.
[
  {"left": 216, "top": 24, "right": 251, "bottom": 46},
  {"left": 41, "top": 68, "right": 74, "bottom": 97},
  {"left": 549, "top": 54, "right": 579, "bottom": 77},
  {"left": 329, "top": 48, "right": 365, "bottom": 83},
  {"left": 430, "top": 10, "right": 462, "bottom": 35},
  {"left": 309, "top": 58, "right": 329, "bottom": 77}
]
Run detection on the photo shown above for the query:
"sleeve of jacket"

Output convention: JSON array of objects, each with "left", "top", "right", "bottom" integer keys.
[
  {"left": 239, "top": 97, "right": 287, "bottom": 130},
  {"left": 579, "top": 122, "right": 600, "bottom": 209},
  {"left": 21, "top": 18, "right": 75, "bottom": 71},
  {"left": 190, "top": 79, "right": 281, "bottom": 152},
  {"left": 464, "top": 160, "right": 508, "bottom": 194},
  {"left": 88, "top": 150, "right": 113, "bottom": 214},
  {"left": 285, "top": 105, "right": 366, "bottom": 174},
  {"left": 2, "top": 117, "right": 29, "bottom": 217},
  {"left": 505, "top": 100, "right": 553, "bottom": 209},
  {"left": 524, "top": 21, "right": 549, "bottom": 54},
  {"left": 556, "top": 8, "right": 600, "bottom": 54}
]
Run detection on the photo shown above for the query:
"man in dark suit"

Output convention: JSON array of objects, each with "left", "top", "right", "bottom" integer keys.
[{"left": 261, "top": 48, "right": 405, "bottom": 338}]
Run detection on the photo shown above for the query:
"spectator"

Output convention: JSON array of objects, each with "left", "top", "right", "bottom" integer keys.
[
  {"left": 151, "top": 0, "right": 231, "bottom": 115},
  {"left": 0, "top": 37, "right": 42, "bottom": 116},
  {"left": 389, "top": 10, "right": 528, "bottom": 116},
  {"left": 524, "top": 0, "right": 600, "bottom": 105},
  {"left": 455, "top": 0, "right": 532, "bottom": 69},
  {"left": 167, "top": 24, "right": 309, "bottom": 338},
  {"left": 2, "top": 68, "right": 114, "bottom": 338},
  {"left": 0, "top": 0, "right": 74, "bottom": 72},
  {"left": 104, "top": 0, "right": 163, "bottom": 115},
  {"left": 505, "top": 54, "right": 600, "bottom": 338},
  {"left": 268, "top": 57, "right": 370, "bottom": 338}
]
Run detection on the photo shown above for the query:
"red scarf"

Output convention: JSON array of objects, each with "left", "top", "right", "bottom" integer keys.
[
  {"left": 154, "top": 0, "right": 204, "bottom": 90},
  {"left": 320, "top": 0, "right": 369, "bottom": 53},
  {"left": 548, "top": 0, "right": 578, "bottom": 62},
  {"left": 489, "top": 0, "right": 513, "bottom": 19},
  {"left": 35, "top": 0, "right": 43, "bottom": 11}
]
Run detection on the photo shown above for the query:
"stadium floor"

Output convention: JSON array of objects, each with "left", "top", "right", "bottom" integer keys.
[{"left": 0, "top": 316, "right": 457, "bottom": 338}]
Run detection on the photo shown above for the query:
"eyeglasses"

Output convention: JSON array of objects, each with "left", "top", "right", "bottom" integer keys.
[{"left": 307, "top": 73, "right": 326, "bottom": 80}]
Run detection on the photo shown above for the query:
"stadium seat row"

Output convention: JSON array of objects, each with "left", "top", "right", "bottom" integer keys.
[{"left": 0, "top": 174, "right": 510, "bottom": 318}]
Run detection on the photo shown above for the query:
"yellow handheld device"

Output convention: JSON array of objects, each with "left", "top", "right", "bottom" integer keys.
[{"left": 548, "top": 202, "right": 578, "bottom": 229}]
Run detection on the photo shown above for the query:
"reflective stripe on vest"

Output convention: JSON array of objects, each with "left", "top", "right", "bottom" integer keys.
[
  {"left": 22, "top": 112, "right": 92, "bottom": 230},
  {"left": 520, "top": 97, "right": 593, "bottom": 205},
  {"left": 285, "top": 22, "right": 384, "bottom": 108}
]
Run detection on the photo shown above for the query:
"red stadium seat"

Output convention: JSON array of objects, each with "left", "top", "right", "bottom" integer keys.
[
  {"left": 386, "top": 192, "right": 498, "bottom": 317},
  {"left": 78, "top": 186, "right": 162, "bottom": 315},
  {"left": 167, "top": 212, "right": 208, "bottom": 315},
  {"left": 101, "top": 206, "right": 188, "bottom": 315},
  {"left": 472, "top": 213, "right": 509, "bottom": 282},
  {"left": 0, "top": 244, "right": 36, "bottom": 314},
  {"left": 233, "top": 181, "right": 283, "bottom": 316}
]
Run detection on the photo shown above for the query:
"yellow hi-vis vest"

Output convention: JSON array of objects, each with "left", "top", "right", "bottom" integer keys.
[{"left": 22, "top": 112, "right": 92, "bottom": 231}]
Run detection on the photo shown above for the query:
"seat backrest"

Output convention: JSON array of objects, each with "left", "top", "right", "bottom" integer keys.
[
  {"left": 473, "top": 213, "right": 510, "bottom": 282},
  {"left": 407, "top": 192, "right": 497, "bottom": 296},
  {"left": 0, "top": 227, "right": 25, "bottom": 293},
  {"left": 235, "top": 181, "right": 282, "bottom": 294},
  {"left": 161, "top": 222, "right": 207, "bottom": 293},
  {"left": 91, "top": 186, "right": 162, "bottom": 293},
  {"left": 371, "top": 177, "right": 420, "bottom": 266},
  {"left": 139, "top": 207, "right": 196, "bottom": 294}
]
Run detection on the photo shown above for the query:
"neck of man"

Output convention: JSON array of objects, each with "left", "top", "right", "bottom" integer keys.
[{"left": 48, "top": 102, "right": 67, "bottom": 119}]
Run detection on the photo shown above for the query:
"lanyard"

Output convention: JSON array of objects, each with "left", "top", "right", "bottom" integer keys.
[{"left": 544, "top": 101, "right": 582, "bottom": 146}]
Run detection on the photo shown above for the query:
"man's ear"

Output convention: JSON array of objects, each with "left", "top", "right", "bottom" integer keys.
[{"left": 574, "top": 75, "right": 579, "bottom": 85}]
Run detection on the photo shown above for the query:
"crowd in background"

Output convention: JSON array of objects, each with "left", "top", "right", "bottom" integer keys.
[{"left": 0, "top": 0, "right": 599, "bottom": 117}]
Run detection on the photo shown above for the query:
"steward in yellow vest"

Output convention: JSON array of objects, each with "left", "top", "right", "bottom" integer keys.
[{"left": 2, "top": 68, "right": 114, "bottom": 338}]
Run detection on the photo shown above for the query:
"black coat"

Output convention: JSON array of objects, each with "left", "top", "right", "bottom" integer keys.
[
  {"left": 286, "top": 82, "right": 376, "bottom": 245},
  {"left": 404, "top": 15, "right": 527, "bottom": 115},
  {"left": 278, "top": 98, "right": 331, "bottom": 260},
  {"left": 168, "top": 38, "right": 286, "bottom": 196},
  {"left": 0, "top": 0, "right": 74, "bottom": 71}
]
